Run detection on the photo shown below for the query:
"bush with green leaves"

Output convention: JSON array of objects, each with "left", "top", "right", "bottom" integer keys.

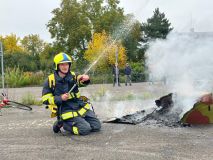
[
  {"left": 130, "top": 62, "right": 145, "bottom": 82},
  {"left": 5, "top": 67, "right": 44, "bottom": 87},
  {"left": 21, "top": 92, "right": 42, "bottom": 105},
  {"left": 3, "top": 52, "right": 39, "bottom": 72}
]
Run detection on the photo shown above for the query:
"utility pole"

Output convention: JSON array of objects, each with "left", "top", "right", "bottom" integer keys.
[
  {"left": 115, "top": 47, "right": 119, "bottom": 86},
  {"left": 0, "top": 41, "right": 4, "bottom": 91}
]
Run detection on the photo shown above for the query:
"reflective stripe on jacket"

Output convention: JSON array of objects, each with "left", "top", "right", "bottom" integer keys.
[{"left": 42, "top": 71, "right": 89, "bottom": 118}]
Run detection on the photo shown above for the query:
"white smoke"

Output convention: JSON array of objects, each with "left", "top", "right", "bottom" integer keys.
[{"left": 146, "top": 32, "right": 213, "bottom": 116}]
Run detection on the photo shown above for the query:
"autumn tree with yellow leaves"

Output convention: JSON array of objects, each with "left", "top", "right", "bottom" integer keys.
[
  {"left": 0, "top": 34, "right": 24, "bottom": 54},
  {"left": 0, "top": 34, "right": 48, "bottom": 72},
  {"left": 84, "top": 31, "right": 127, "bottom": 72}
]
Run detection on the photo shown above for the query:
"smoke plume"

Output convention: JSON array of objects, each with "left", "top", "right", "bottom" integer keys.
[{"left": 146, "top": 32, "right": 213, "bottom": 116}]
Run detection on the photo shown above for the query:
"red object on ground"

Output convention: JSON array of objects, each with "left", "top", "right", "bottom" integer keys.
[
  {"left": 3, "top": 99, "right": 9, "bottom": 104},
  {"left": 186, "top": 110, "right": 209, "bottom": 124}
]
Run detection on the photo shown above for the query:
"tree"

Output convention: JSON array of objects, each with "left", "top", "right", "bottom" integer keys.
[
  {"left": 0, "top": 34, "right": 24, "bottom": 54},
  {"left": 47, "top": 0, "right": 125, "bottom": 58},
  {"left": 98, "top": 0, "right": 125, "bottom": 33},
  {"left": 4, "top": 52, "right": 39, "bottom": 71},
  {"left": 84, "top": 31, "right": 127, "bottom": 73},
  {"left": 122, "top": 15, "right": 142, "bottom": 62},
  {"left": 39, "top": 43, "right": 58, "bottom": 72},
  {"left": 48, "top": 0, "right": 91, "bottom": 52},
  {"left": 21, "top": 34, "right": 45, "bottom": 56},
  {"left": 141, "top": 8, "right": 173, "bottom": 43}
]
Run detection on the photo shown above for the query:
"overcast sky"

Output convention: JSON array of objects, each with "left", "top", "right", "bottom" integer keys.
[{"left": 0, "top": 0, "right": 213, "bottom": 42}]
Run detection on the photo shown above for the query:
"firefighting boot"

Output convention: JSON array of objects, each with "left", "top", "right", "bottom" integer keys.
[{"left": 53, "top": 120, "right": 63, "bottom": 133}]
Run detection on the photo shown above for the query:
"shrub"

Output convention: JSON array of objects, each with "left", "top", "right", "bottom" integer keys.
[
  {"left": 3, "top": 52, "right": 39, "bottom": 71},
  {"left": 5, "top": 67, "right": 45, "bottom": 87},
  {"left": 21, "top": 92, "right": 42, "bottom": 105},
  {"left": 90, "top": 85, "right": 107, "bottom": 101},
  {"left": 130, "top": 62, "right": 146, "bottom": 82},
  {"left": 90, "top": 74, "right": 113, "bottom": 84}
]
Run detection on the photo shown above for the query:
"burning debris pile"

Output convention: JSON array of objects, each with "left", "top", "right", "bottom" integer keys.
[
  {"left": 104, "top": 93, "right": 181, "bottom": 127},
  {"left": 138, "top": 32, "right": 213, "bottom": 127},
  {"left": 104, "top": 93, "right": 213, "bottom": 127}
]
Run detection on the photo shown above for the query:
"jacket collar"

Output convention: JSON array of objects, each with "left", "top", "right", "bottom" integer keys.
[{"left": 54, "top": 71, "right": 73, "bottom": 82}]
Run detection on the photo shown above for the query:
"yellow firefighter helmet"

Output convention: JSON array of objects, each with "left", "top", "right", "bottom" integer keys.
[{"left": 53, "top": 52, "right": 72, "bottom": 70}]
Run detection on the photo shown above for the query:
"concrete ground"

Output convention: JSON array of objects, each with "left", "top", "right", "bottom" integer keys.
[{"left": 0, "top": 83, "right": 213, "bottom": 160}]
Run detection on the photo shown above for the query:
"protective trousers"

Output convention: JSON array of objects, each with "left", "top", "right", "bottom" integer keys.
[{"left": 62, "top": 110, "right": 101, "bottom": 135}]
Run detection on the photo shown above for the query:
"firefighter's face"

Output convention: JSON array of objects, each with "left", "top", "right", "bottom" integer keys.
[{"left": 59, "top": 63, "right": 69, "bottom": 73}]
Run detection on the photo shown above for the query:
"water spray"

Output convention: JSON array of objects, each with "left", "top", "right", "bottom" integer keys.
[
  {"left": 68, "top": 59, "right": 99, "bottom": 94},
  {"left": 68, "top": 39, "right": 118, "bottom": 94},
  {"left": 68, "top": 19, "right": 136, "bottom": 93}
]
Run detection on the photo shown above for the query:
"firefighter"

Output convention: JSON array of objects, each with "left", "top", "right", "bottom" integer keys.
[{"left": 42, "top": 52, "right": 101, "bottom": 135}]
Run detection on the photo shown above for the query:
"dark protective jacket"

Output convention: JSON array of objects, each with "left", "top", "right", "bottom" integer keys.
[{"left": 42, "top": 71, "right": 89, "bottom": 115}]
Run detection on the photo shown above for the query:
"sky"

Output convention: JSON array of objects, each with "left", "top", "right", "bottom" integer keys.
[{"left": 0, "top": 0, "right": 213, "bottom": 42}]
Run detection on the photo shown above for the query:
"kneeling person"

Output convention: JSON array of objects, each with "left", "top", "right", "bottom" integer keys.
[{"left": 42, "top": 52, "right": 101, "bottom": 135}]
